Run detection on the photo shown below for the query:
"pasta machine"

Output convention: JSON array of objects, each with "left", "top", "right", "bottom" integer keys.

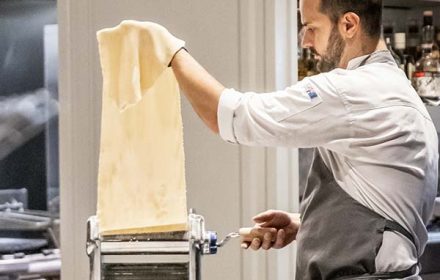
[{"left": 86, "top": 210, "right": 238, "bottom": 280}]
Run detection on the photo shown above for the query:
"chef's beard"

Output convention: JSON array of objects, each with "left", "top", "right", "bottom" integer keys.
[{"left": 312, "top": 27, "right": 346, "bottom": 73}]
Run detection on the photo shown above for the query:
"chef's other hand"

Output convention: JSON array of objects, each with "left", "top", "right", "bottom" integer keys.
[
  {"left": 121, "top": 20, "right": 186, "bottom": 67},
  {"left": 242, "top": 210, "right": 300, "bottom": 251}
]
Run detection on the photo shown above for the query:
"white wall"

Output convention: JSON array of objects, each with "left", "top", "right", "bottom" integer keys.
[{"left": 58, "top": 1, "right": 298, "bottom": 279}]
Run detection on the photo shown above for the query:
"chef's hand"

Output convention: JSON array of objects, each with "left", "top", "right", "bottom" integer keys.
[
  {"left": 122, "top": 20, "right": 186, "bottom": 67},
  {"left": 241, "top": 210, "right": 300, "bottom": 251}
]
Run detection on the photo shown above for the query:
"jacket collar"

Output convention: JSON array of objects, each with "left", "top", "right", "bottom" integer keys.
[{"left": 346, "top": 50, "right": 395, "bottom": 70}]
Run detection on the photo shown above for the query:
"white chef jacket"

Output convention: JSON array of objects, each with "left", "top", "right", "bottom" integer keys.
[{"left": 217, "top": 50, "right": 438, "bottom": 276}]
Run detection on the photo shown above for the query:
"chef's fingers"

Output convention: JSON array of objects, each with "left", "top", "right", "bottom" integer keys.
[
  {"left": 242, "top": 230, "right": 286, "bottom": 250},
  {"left": 250, "top": 238, "right": 262, "bottom": 250},
  {"left": 240, "top": 227, "right": 277, "bottom": 242},
  {"left": 261, "top": 232, "right": 274, "bottom": 250},
  {"left": 272, "top": 229, "right": 286, "bottom": 249},
  {"left": 241, "top": 241, "right": 250, "bottom": 249}
]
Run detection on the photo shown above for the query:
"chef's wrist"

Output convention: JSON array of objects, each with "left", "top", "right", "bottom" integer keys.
[{"left": 169, "top": 46, "right": 188, "bottom": 67}]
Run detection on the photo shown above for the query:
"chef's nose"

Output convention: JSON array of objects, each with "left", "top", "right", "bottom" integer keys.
[{"left": 301, "top": 29, "right": 314, "bottom": 49}]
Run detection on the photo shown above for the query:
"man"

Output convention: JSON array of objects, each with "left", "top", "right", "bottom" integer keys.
[{"left": 146, "top": 0, "right": 438, "bottom": 278}]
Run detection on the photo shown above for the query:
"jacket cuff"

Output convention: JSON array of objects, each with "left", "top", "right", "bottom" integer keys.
[{"left": 217, "top": 88, "right": 242, "bottom": 144}]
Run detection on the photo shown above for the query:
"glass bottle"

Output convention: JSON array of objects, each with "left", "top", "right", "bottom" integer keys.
[
  {"left": 405, "top": 55, "right": 416, "bottom": 81},
  {"left": 386, "top": 37, "right": 401, "bottom": 67},
  {"left": 383, "top": 20, "right": 394, "bottom": 46},
  {"left": 393, "top": 32, "right": 415, "bottom": 79},
  {"left": 436, "top": 26, "right": 440, "bottom": 48},
  {"left": 407, "top": 19, "right": 421, "bottom": 61},
  {"left": 393, "top": 32, "right": 406, "bottom": 70},
  {"left": 423, "top": 11, "right": 440, "bottom": 59},
  {"left": 413, "top": 11, "right": 440, "bottom": 100}
]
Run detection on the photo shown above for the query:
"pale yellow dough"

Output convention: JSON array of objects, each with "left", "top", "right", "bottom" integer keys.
[{"left": 96, "top": 21, "right": 187, "bottom": 235}]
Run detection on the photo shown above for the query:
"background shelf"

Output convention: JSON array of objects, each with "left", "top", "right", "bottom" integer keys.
[{"left": 384, "top": 0, "right": 440, "bottom": 9}]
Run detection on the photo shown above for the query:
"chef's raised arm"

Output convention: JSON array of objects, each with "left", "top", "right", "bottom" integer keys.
[{"left": 172, "top": 49, "right": 350, "bottom": 148}]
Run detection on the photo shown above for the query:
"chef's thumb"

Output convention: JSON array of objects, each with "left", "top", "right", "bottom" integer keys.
[{"left": 253, "top": 210, "right": 276, "bottom": 224}]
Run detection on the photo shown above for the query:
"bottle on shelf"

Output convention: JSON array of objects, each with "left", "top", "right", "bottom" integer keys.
[
  {"left": 412, "top": 10, "right": 440, "bottom": 101},
  {"left": 407, "top": 18, "right": 421, "bottom": 61},
  {"left": 383, "top": 21, "right": 395, "bottom": 45},
  {"left": 393, "top": 32, "right": 406, "bottom": 70},
  {"left": 298, "top": 48, "right": 318, "bottom": 81},
  {"left": 386, "top": 37, "right": 401, "bottom": 67},
  {"left": 423, "top": 11, "right": 440, "bottom": 59},
  {"left": 436, "top": 27, "right": 440, "bottom": 49},
  {"left": 394, "top": 32, "right": 415, "bottom": 80},
  {"left": 405, "top": 55, "right": 416, "bottom": 82}
]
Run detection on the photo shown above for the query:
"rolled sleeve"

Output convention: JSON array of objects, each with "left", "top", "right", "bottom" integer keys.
[
  {"left": 216, "top": 74, "right": 350, "bottom": 148},
  {"left": 217, "top": 88, "right": 242, "bottom": 144}
]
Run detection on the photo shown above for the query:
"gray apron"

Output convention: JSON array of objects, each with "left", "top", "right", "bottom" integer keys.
[{"left": 296, "top": 149, "right": 418, "bottom": 280}]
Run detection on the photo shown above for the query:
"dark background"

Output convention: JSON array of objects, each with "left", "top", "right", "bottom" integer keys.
[{"left": 0, "top": 0, "right": 57, "bottom": 210}]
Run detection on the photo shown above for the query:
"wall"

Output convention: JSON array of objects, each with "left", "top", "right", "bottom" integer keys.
[{"left": 58, "top": 1, "right": 298, "bottom": 279}]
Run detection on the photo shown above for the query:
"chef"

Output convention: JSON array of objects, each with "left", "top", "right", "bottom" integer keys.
[{"left": 144, "top": 0, "right": 438, "bottom": 278}]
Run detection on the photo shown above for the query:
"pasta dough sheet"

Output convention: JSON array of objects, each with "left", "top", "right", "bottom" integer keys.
[{"left": 96, "top": 21, "right": 188, "bottom": 236}]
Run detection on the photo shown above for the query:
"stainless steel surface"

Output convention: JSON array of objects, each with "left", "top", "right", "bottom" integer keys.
[
  {"left": 0, "top": 189, "right": 27, "bottom": 210},
  {"left": 0, "top": 249, "right": 60, "bottom": 276},
  {"left": 428, "top": 232, "right": 440, "bottom": 243},
  {"left": 100, "top": 241, "right": 189, "bottom": 254},
  {"left": 0, "top": 238, "right": 47, "bottom": 253},
  {"left": 102, "top": 255, "right": 189, "bottom": 264},
  {"left": 102, "top": 263, "right": 189, "bottom": 280},
  {"left": 0, "top": 211, "right": 51, "bottom": 231},
  {"left": 102, "top": 231, "right": 188, "bottom": 242}
]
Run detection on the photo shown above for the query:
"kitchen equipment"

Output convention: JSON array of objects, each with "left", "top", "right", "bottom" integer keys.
[
  {"left": 0, "top": 249, "right": 60, "bottom": 279},
  {"left": 0, "top": 201, "right": 60, "bottom": 279},
  {"left": 86, "top": 210, "right": 243, "bottom": 280}
]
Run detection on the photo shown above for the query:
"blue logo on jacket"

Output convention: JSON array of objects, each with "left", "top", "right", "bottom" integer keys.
[{"left": 306, "top": 88, "right": 318, "bottom": 100}]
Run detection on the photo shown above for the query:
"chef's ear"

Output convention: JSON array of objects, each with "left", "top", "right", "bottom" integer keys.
[{"left": 339, "top": 12, "right": 360, "bottom": 39}]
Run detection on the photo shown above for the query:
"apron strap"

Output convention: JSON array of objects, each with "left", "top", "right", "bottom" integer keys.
[
  {"left": 384, "top": 219, "right": 416, "bottom": 245},
  {"left": 346, "top": 263, "right": 418, "bottom": 279},
  {"left": 345, "top": 220, "right": 418, "bottom": 279}
]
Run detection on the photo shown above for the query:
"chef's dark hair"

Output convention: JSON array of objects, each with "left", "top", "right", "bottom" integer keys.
[{"left": 320, "top": 0, "right": 382, "bottom": 39}]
